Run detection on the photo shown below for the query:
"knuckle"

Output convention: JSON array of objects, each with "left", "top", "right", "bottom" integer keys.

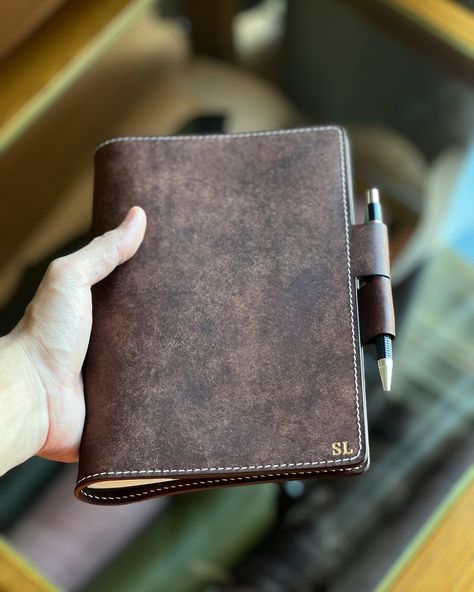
[
  {"left": 46, "top": 257, "right": 69, "bottom": 282},
  {"left": 46, "top": 255, "right": 86, "bottom": 285}
]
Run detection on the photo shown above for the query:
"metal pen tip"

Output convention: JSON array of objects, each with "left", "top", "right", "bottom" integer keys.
[
  {"left": 367, "top": 188, "right": 380, "bottom": 205},
  {"left": 378, "top": 358, "right": 393, "bottom": 391}
]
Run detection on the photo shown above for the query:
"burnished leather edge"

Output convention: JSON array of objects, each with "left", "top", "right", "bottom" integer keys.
[{"left": 76, "top": 456, "right": 370, "bottom": 505}]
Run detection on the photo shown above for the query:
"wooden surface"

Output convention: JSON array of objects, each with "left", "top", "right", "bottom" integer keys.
[
  {"left": 380, "top": 0, "right": 474, "bottom": 56},
  {"left": 378, "top": 467, "right": 474, "bottom": 591},
  {"left": 0, "top": 538, "right": 56, "bottom": 591},
  {"left": 0, "top": 0, "right": 152, "bottom": 151},
  {"left": 0, "top": 0, "right": 65, "bottom": 59}
]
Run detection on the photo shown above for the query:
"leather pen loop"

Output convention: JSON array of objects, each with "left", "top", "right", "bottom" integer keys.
[
  {"left": 349, "top": 222, "right": 395, "bottom": 345},
  {"left": 349, "top": 223, "right": 391, "bottom": 279},
  {"left": 357, "top": 276, "right": 396, "bottom": 345}
]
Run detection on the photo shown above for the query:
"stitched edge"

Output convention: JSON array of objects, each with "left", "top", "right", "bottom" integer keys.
[
  {"left": 80, "top": 464, "right": 367, "bottom": 502},
  {"left": 96, "top": 125, "right": 342, "bottom": 152},
  {"left": 78, "top": 126, "right": 363, "bottom": 490}
]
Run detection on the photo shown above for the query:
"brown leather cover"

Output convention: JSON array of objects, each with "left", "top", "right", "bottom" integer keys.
[{"left": 75, "top": 127, "right": 390, "bottom": 505}]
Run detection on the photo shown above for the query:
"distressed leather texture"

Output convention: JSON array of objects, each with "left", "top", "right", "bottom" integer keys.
[
  {"left": 350, "top": 223, "right": 390, "bottom": 279},
  {"left": 358, "top": 276, "right": 396, "bottom": 344},
  {"left": 75, "top": 127, "right": 385, "bottom": 505}
]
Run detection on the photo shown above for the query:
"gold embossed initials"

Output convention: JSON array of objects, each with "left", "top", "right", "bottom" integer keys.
[{"left": 332, "top": 441, "right": 354, "bottom": 456}]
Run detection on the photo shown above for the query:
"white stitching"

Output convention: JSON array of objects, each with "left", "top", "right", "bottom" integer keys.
[
  {"left": 339, "top": 131, "right": 362, "bottom": 457},
  {"left": 79, "top": 126, "right": 363, "bottom": 492},
  {"left": 80, "top": 464, "right": 366, "bottom": 501},
  {"left": 76, "top": 455, "right": 359, "bottom": 485},
  {"left": 95, "top": 126, "right": 339, "bottom": 152}
]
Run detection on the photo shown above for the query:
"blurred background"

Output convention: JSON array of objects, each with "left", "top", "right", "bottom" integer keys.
[{"left": 0, "top": 1, "right": 473, "bottom": 591}]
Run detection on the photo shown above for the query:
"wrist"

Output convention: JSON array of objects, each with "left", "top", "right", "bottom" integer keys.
[{"left": 0, "top": 332, "right": 49, "bottom": 476}]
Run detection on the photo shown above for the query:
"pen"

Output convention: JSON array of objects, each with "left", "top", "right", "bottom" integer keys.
[{"left": 366, "top": 188, "right": 393, "bottom": 392}]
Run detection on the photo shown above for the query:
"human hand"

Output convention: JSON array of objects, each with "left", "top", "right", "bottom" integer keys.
[{"left": 0, "top": 207, "right": 146, "bottom": 474}]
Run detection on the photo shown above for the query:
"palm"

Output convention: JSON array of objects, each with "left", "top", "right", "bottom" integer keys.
[
  {"left": 20, "top": 267, "right": 93, "bottom": 461},
  {"left": 16, "top": 207, "right": 146, "bottom": 463}
]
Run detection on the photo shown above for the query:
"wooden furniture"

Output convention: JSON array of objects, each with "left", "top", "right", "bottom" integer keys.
[
  {"left": 0, "top": 538, "right": 56, "bottom": 592},
  {"left": 0, "top": 0, "right": 153, "bottom": 151},
  {"left": 0, "top": 0, "right": 65, "bottom": 59},
  {"left": 377, "top": 467, "right": 474, "bottom": 592}
]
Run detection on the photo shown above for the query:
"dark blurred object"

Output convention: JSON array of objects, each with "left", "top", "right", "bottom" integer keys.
[
  {"left": 0, "top": 0, "right": 65, "bottom": 59},
  {"left": 0, "top": 234, "right": 89, "bottom": 334},
  {"left": 0, "top": 459, "right": 62, "bottom": 533},
  {"left": 178, "top": 0, "right": 266, "bottom": 62},
  {"left": 344, "top": 0, "right": 474, "bottom": 85},
  {"left": 184, "top": 0, "right": 238, "bottom": 61},
  {"left": 284, "top": 0, "right": 474, "bottom": 160},
  {"left": 177, "top": 113, "right": 227, "bottom": 134}
]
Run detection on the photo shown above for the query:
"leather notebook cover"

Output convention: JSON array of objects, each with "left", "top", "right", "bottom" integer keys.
[{"left": 75, "top": 126, "right": 394, "bottom": 505}]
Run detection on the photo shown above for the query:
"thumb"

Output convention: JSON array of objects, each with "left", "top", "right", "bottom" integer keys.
[{"left": 62, "top": 206, "right": 147, "bottom": 286}]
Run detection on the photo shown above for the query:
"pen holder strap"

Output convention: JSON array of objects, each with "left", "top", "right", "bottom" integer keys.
[
  {"left": 349, "top": 222, "right": 391, "bottom": 279},
  {"left": 349, "top": 222, "right": 395, "bottom": 345},
  {"left": 357, "top": 276, "right": 396, "bottom": 345}
]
